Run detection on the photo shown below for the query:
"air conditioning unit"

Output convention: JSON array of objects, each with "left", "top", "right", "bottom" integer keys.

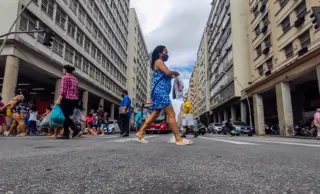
[
  {"left": 261, "top": 25, "right": 268, "bottom": 33},
  {"left": 262, "top": 47, "right": 270, "bottom": 55},
  {"left": 298, "top": 47, "right": 308, "bottom": 56},
  {"left": 260, "top": 4, "right": 266, "bottom": 12},
  {"left": 294, "top": 16, "right": 305, "bottom": 27}
]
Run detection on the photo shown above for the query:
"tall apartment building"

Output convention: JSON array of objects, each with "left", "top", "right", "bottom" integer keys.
[
  {"left": 245, "top": 0, "right": 320, "bottom": 136},
  {"left": 197, "top": 29, "right": 210, "bottom": 125},
  {"left": 0, "top": 0, "right": 130, "bottom": 118},
  {"left": 127, "top": 8, "right": 149, "bottom": 109},
  {"left": 207, "top": 0, "right": 250, "bottom": 124},
  {"left": 189, "top": 63, "right": 199, "bottom": 118}
]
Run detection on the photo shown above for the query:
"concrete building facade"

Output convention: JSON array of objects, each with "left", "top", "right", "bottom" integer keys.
[
  {"left": 0, "top": 0, "right": 130, "bottom": 118},
  {"left": 245, "top": 0, "right": 320, "bottom": 136},
  {"left": 207, "top": 0, "right": 251, "bottom": 124},
  {"left": 127, "top": 8, "right": 149, "bottom": 109},
  {"left": 197, "top": 29, "right": 210, "bottom": 125},
  {"left": 189, "top": 63, "right": 199, "bottom": 118}
]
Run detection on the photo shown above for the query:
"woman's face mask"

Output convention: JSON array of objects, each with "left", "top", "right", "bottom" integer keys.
[{"left": 162, "top": 53, "right": 169, "bottom": 61}]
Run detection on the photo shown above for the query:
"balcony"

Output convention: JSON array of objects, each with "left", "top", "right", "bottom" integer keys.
[{"left": 211, "top": 82, "right": 234, "bottom": 108}]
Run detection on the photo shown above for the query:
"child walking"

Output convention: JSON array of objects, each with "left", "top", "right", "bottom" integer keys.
[{"left": 27, "top": 105, "right": 38, "bottom": 136}]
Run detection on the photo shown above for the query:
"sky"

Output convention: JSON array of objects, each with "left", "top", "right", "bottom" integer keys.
[{"left": 130, "top": 0, "right": 211, "bottom": 116}]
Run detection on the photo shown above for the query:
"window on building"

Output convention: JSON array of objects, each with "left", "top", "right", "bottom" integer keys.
[
  {"left": 41, "top": 0, "right": 54, "bottom": 17},
  {"left": 65, "top": 44, "right": 74, "bottom": 63},
  {"left": 253, "top": 5, "right": 259, "bottom": 17},
  {"left": 258, "top": 65, "right": 264, "bottom": 76},
  {"left": 98, "top": 33, "right": 102, "bottom": 45},
  {"left": 299, "top": 30, "right": 311, "bottom": 48},
  {"left": 56, "top": 7, "right": 66, "bottom": 30},
  {"left": 52, "top": 36, "right": 64, "bottom": 56},
  {"left": 281, "top": 16, "right": 290, "bottom": 33},
  {"left": 279, "top": 0, "right": 288, "bottom": 7},
  {"left": 264, "top": 35, "right": 271, "bottom": 48},
  {"left": 262, "top": 13, "right": 269, "bottom": 25},
  {"left": 93, "top": 6, "right": 99, "bottom": 19},
  {"left": 86, "top": 18, "right": 92, "bottom": 32},
  {"left": 95, "top": 70, "right": 100, "bottom": 81},
  {"left": 91, "top": 46, "right": 96, "bottom": 58},
  {"left": 84, "top": 38, "right": 90, "bottom": 53},
  {"left": 67, "top": 20, "right": 76, "bottom": 38},
  {"left": 37, "top": 21, "right": 47, "bottom": 42},
  {"left": 70, "top": 0, "right": 78, "bottom": 14},
  {"left": 88, "top": 0, "right": 94, "bottom": 11},
  {"left": 76, "top": 30, "right": 84, "bottom": 46},
  {"left": 74, "top": 53, "right": 82, "bottom": 69},
  {"left": 78, "top": 6, "right": 85, "bottom": 24},
  {"left": 97, "top": 51, "right": 102, "bottom": 63},
  {"left": 90, "top": 65, "right": 95, "bottom": 77},
  {"left": 101, "top": 75, "right": 105, "bottom": 85},
  {"left": 295, "top": 0, "right": 307, "bottom": 18},
  {"left": 254, "top": 25, "right": 260, "bottom": 36},
  {"left": 256, "top": 44, "right": 262, "bottom": 56},
  {"left": 284, "top": 42, "right": 293, "bottom": 58},
  {"left": 83, "top": 59, "right": 89, "bottom": 73},
  {"left": 19, "top": 12, "right": 37, "bottom": 37},
  {"left": 266, "top": 58, "right": 273, "bottom": 70},
  {"left": 92, "top": 27, "right": 97, "bottom": 39}
]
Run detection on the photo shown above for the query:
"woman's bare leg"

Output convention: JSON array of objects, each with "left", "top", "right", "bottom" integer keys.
[
  {"left": 136, "top": 110, "right": 161, "bottom": 140},
  {"left": 164, "top": 105, "right": 183, "bottom": 143}
]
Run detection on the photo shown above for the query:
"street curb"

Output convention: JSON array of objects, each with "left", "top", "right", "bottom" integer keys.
[{"left": 254, "top": 135, "right": 320, "bottom": 140}]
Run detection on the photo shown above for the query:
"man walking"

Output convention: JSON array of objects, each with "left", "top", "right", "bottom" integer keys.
[
  {"left": 118, "top": 90, "right": 131, "bottom": 137},
  {"left": 181, "top": 97, "right": 198, "bottom": 138}
]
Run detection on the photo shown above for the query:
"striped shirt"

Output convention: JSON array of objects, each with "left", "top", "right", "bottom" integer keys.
[{"left": 60, "top": 74, "right": 79, "bottom": 100}]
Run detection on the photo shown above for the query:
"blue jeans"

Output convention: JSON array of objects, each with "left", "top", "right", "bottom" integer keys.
[{"left": 101, "top": 124, "right": 109, "bottom": 133}]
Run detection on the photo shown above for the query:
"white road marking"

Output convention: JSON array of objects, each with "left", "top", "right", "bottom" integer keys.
[
  {"left": 199, "top": 137, "right": 260, "bottom": 145},
  {"left": 239, "top": 139, "right": 320, "bottom": 148},
  {"left": 114, "top": 135, "right": 159, "bottom": 142}
]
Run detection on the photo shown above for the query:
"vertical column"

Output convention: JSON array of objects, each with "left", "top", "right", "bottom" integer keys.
[
  {"left": 316, "top": 65, "right": 320, "bottom": 96},
  {"left": 231, "top": 106, "right": 236, "bottom": 120},
  {"left": 1, "top": 56, "right": 19, "bottom": 103},
  {"left": 99, "top": 98, "right": 104, "bottom": 109},
  {"left": 213, "top": 113, "right": 217, "bottom": 123},
  {"left": 218, "top": 112, "right": 222, "bottom": 123},
  {"left": 253, "top": 94, "right": 265, "bottom": 135},
  {"left": 276, "top": 82, "right": 293, "bottom": 136},
  {"left": 241, "top": 101, "right": 247, "bottom": 124},
  {"left": 54, "top": 79, "right": 61, "bottom": 101},
  {"left": 82, "top": 91, "right": 88, "bottom": 117},
  {"left": 110, "top": 103, "right": 115, "bottom": 119},
  {"left": 223, "top": 110, "right": 228, "bottom": 121}
]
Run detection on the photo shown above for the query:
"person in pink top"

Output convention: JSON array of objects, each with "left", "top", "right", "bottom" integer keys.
[
  {"left": 0, "top": 96, "right": 6, "bottom": 133},
  {"left": 313, "top": 108, "right": 320, "bottom": 138}
]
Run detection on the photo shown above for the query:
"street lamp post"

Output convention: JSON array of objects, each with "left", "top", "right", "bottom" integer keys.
[{"left": 221, "top": 71, "right": 253, "bottom": 128}]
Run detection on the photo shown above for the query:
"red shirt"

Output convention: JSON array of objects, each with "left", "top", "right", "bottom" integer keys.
[{"left": 60, "top": 74, "right": 79, "bottom": 100}]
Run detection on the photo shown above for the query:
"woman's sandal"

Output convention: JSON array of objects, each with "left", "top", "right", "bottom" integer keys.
[
  {"left": 176, "top": 138, "right": 193, "bottom": 146},
  {"left": 136, "top": 133, "right": 148, "bottom": 144},
  {"left": 137, "top": 138, "right": 149, "bottom": 143}
]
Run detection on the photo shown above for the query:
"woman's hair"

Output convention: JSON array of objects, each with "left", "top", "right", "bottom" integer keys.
[
  {"left": 63, "top": 64, "right": 75, "bottom": 73},
  {"left": 30, "top": 105, "right": 37, "bottom": 112},
  {"left": 47, "top": 106, "right": 52, "bottom": 111},
  {"left": 0, "top": 95, "right": 2, "bottom": 101},
  {"left": 88, "top": 113, "right": 93, "bottom": 117},
  {"left": 151, "top": 45, "right": 166, "bottom": 70}
]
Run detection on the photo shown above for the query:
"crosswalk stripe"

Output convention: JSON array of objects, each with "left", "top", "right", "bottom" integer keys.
[
  {"left": 114, "top": 135, "right": 159, "bottom": 142},
  {"left": 199, "top": 137, "right": 260, "bottom": 145}
]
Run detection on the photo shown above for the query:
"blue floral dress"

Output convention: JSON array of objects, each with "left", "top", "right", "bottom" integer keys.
[{"left": 150, "top": 70, "right": 172, "bottom": 110}]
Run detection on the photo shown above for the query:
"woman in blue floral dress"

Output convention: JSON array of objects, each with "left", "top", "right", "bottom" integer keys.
[{"left": 136, "top": 45, "right": 193, "bottom": 145}]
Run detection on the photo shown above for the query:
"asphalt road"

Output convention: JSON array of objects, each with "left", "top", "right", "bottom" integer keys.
[{"left": 0, "top": 133, "right": 319, "bottom": 194}]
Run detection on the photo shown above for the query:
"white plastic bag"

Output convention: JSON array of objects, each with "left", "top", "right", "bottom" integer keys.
[{"left": 72, "top": 109, "right": 85, "bottom": 124}]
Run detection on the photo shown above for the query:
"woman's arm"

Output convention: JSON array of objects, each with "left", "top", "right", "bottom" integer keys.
[
  {"left": 56, "top": 76, "right": 67, "bottom": 104},
  {"left": 155, "top": 59, "right": 179, "bottom": 77}
]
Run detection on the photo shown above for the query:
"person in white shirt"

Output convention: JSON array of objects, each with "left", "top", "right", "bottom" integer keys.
[{"left": 27, "top": 105, "right": 38, "bottom": 136}]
